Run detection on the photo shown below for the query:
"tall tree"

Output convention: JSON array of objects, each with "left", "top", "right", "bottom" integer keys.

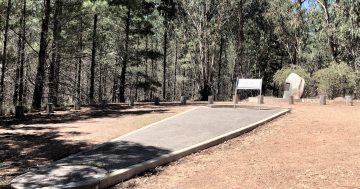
[
  {"left": 48, "top": 0, "right": 63, "bottom": 107},
  {"left": 0, "top": 0, "right": 11, "bottom": 114},
  {"left": 90, "top": 13, "right": 98, "bottom": 104},
  {"left": 158, "top": 0, "right": 178, "bottom": 100},
  {"left": 32, "top": 0, "right": 51, "bottom": 110}
]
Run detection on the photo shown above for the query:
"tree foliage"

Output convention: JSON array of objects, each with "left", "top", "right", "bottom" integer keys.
[
  {"left": 0, "top": 0, "right": 359, "bottom": 114},
  {"left": 314, "top": 62, "right": 358, "bottom": 98}
]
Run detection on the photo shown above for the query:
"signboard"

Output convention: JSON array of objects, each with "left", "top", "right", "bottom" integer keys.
[
  {"left": 237, "top": 79, "right": 262, "bottom": 90},
  {"left": 234, "top": 78, "right": 263, "bottom": 108}
]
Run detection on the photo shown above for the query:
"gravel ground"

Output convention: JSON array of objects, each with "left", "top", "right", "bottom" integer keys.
[
  {"left": 114, "top": 101, "right": 360, "bottom": 189},
  {"left": 0, "top": 103, "right": 195, "bottom": 188}
]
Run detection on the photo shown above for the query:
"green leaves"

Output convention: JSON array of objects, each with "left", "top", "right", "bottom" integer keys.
[
  {"left": 314, "top": 62, "right": 359, "bottom": 98},
  {"left": 83, "top": 0, "right": 108, "bottom": 13},
  {"left": 273, "top": 65, "right": 311, "bottom": 88}
]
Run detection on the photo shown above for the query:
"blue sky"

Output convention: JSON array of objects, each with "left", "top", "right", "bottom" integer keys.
[{"left": 303, "top": 0, "right": 311, "bottom": 9}]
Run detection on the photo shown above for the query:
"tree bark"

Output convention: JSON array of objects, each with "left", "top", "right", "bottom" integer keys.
[
  {"left": 232, "top": 0, "right": 245, "bottom": 95},
  {"left": 217, "top": 34, "right": 224, "bottom": 100},
  {"left": 162, "top": 24, "right": 168, "bottom": 101},
  {"left": 173, "top": 39, "right": 178, "bottom": 101},
  {"left": 49, "top": 0, "right": 62, "bottom": 107},
  {"left": 119, "top": 7, "right": 131, "bottom": 103},
  {"left": 18, "top": 0, "right": 26, "bottom": 106},
  {"left": 76, "top": 16, "right": 83, "bottom": 106},
  {"left": 32, "top": 0, "right": 51, "bottom": 110},
  {"left": 89, "top": 13, "right": 98, "bottom": 104},
  {"left": 0, "top": 0, "right": 11, "bottom": 113}
]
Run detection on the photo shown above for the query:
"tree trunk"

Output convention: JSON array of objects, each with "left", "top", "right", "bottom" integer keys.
[
  {"left": 231, "top": 0, "right": 245, "bottom": 94},
  {"left": 89, "top": 13, "right": 98, "bottom": 104},
  {"left": 32, "top": 0, "right": 51, "bottom": 110},
  {"left": 119, "top": 7, "right": 131, "bottom": 103},
  {"left": 76, "top": 16, "right": 83, "bottom": 106},
  {"left": 217, "top": 34, "right": 224, "bottom": 100},
  {"left": 18, "top": 0, "right": 26, "bottom": 106},
  {"left": 173, "top": 39, "right": 178, "bottom": 101},
  {"left": 162, "top": 24, "right": 168, "bottom": 101},
  {"left": 49, "top": 0, "right": 62, "bottom": 107},
  {"left": 0, "top": 0, "right": 11, "bottom": 113}
]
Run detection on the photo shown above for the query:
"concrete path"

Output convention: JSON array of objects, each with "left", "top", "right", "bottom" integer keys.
[{"left": 11, "top": 106, "right": 289, "bottom": 189}]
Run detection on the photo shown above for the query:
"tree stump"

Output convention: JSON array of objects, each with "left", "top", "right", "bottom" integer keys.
[
  {"left": 154, "top": 97, "right": 160, "bottom": 105},
  {"left": 233, "top": 95, "right": 238, "bottom": 104},
  {"left": 15, "top": 106, "right": 25, "bottom": 119},
  {"left": 288, "top": 95, "right": 294, "bottom": 105},
  {"left": 320, "top": 95, "right": 327, "bottom": 105},
  {"left": 47, "top": 103, "right": 54, "bottom": 114},
  {"left": 180, "top": 96, "right": 187, "bottom": 105},
  {"left": 258, "top": 95, "right": 264, "bottom": 104},
  {"left": 345, "top": 95, "right": 353, "bottom": 106},
  {"left": 208, "top": 95, "right": 214, "bottom": 104}
]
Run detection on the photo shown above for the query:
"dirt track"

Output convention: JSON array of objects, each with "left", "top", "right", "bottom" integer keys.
[{"left": 116, "top": 101, "right": 360, "bottom": 189}]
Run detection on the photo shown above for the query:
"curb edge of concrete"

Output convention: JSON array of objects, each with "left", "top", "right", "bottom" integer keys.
[{"left": 98, "top": 108, "right": 291, "bottom": 188}]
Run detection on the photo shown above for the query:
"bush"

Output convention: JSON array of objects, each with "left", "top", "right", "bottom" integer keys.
[
  {"left": 273, "top": 65, "right": 311, "bottom": 88},
  {"left": 314, "top": 62, "right": 358, "bottom": 99}
]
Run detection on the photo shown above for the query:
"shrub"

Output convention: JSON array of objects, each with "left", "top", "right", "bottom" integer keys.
[
  {"left": 314, "top": 62, "right": 358, "bottom": 99},
  {"left": 273, "top": 65, "right": 311, "bottom": 88}
]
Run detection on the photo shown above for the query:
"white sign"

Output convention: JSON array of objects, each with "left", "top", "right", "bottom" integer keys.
[{"left": 237, "top": 79, "right": 262, "bottom": 90}]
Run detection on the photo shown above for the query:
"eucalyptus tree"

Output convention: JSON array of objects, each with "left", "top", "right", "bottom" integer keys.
[{"left": 266, "top": 0, "right": 308, "bottom": 66}]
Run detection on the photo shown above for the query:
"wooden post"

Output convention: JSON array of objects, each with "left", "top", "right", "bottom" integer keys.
[
  {"left": 208, "top": 95, "right": 214, "bottom": 104},
  {"left": 74, "top": 101, "right": 81, "bottom": 110},
  {"left": 233, "top": 95, "right": 238, "bottom": 104},
  {"left": 345, "top": 95, "right": 353, "bottom": 106},
  {"left": 320, "top": 95, "right": 327, "bottom": 105},
  {"left": 15, "top": 106, "right": 24, "bottom": 119},
  {"left": 47, "top": 103, "right": 54, "bottom": 114},
  {"left": 288, "top": 95, "right": 294, "bottom": 105},
  {"left": 129, "top": 98, "right": 134, "bottom": 107},
  {"left": 154, "top": 97, "right": 160, "bottom": 105},
  {"left": 180, "top": 96, "right": 186, "bottom": 105}
]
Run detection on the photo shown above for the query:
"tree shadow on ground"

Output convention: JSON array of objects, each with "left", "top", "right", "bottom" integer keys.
[
  {"left": 0, "top": 128, "right": 92, "bottom": 188},
  {"left": 9, "top": 141, "right": 171, "bottom": 189},
  {"left": 0, "top": 104, "right": 170, "bottom": 127},
  {"left": 61, "top": 141, "right": 172, "bottom": 171}
]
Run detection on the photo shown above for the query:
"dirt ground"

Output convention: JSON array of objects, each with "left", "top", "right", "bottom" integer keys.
[
  {"left": 2, "top": 100, "right": 360, "bottom": 189},
  {"left": 114, "top": 101, "right": 360, "bottom": 189},
  {"left": 0, "top": 103, "right": 196, "bottom": 188}
]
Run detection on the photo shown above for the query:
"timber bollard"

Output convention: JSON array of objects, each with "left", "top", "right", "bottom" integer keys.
[
  {"left": 180, "top": 96, "right": 187, "bottom": 105},
  {"left": 15, "top": 106, "right": 25, "bottom": 119},
  {"left": 154, "top": 97, "right": 160, "bottom": 105},
  {"left": 74, "top": 101, "right": 81, "bottom": 110},
  {"left": 208, "top": 95, "right": 214, "bottom": 104},
  {"left": 47, "top": 103, "right": 54, "bottom": 114},
  {"left": 320, "top": 95, "right": 327, "bottom": 105},
  {"left": 258, "top": 95, "right": 264, "bottom": 104},
  {"left": 345, "top": 95, "right": 353, "bottom": 106},
  {"left": 288, "top": 96, "right": 294, "bottom": 105}
]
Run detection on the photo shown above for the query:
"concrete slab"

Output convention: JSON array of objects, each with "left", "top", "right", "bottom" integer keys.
[
  {"left": 11, "top": 165, "right": 107, "bottom": 189},
  {"left": 11, "top": 106, "right": 289, "bottom": 189}
]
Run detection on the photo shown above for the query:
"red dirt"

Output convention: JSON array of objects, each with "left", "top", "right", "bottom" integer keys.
[{"left": 115, "top": 101, "right": 360, "bottom": 189}]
